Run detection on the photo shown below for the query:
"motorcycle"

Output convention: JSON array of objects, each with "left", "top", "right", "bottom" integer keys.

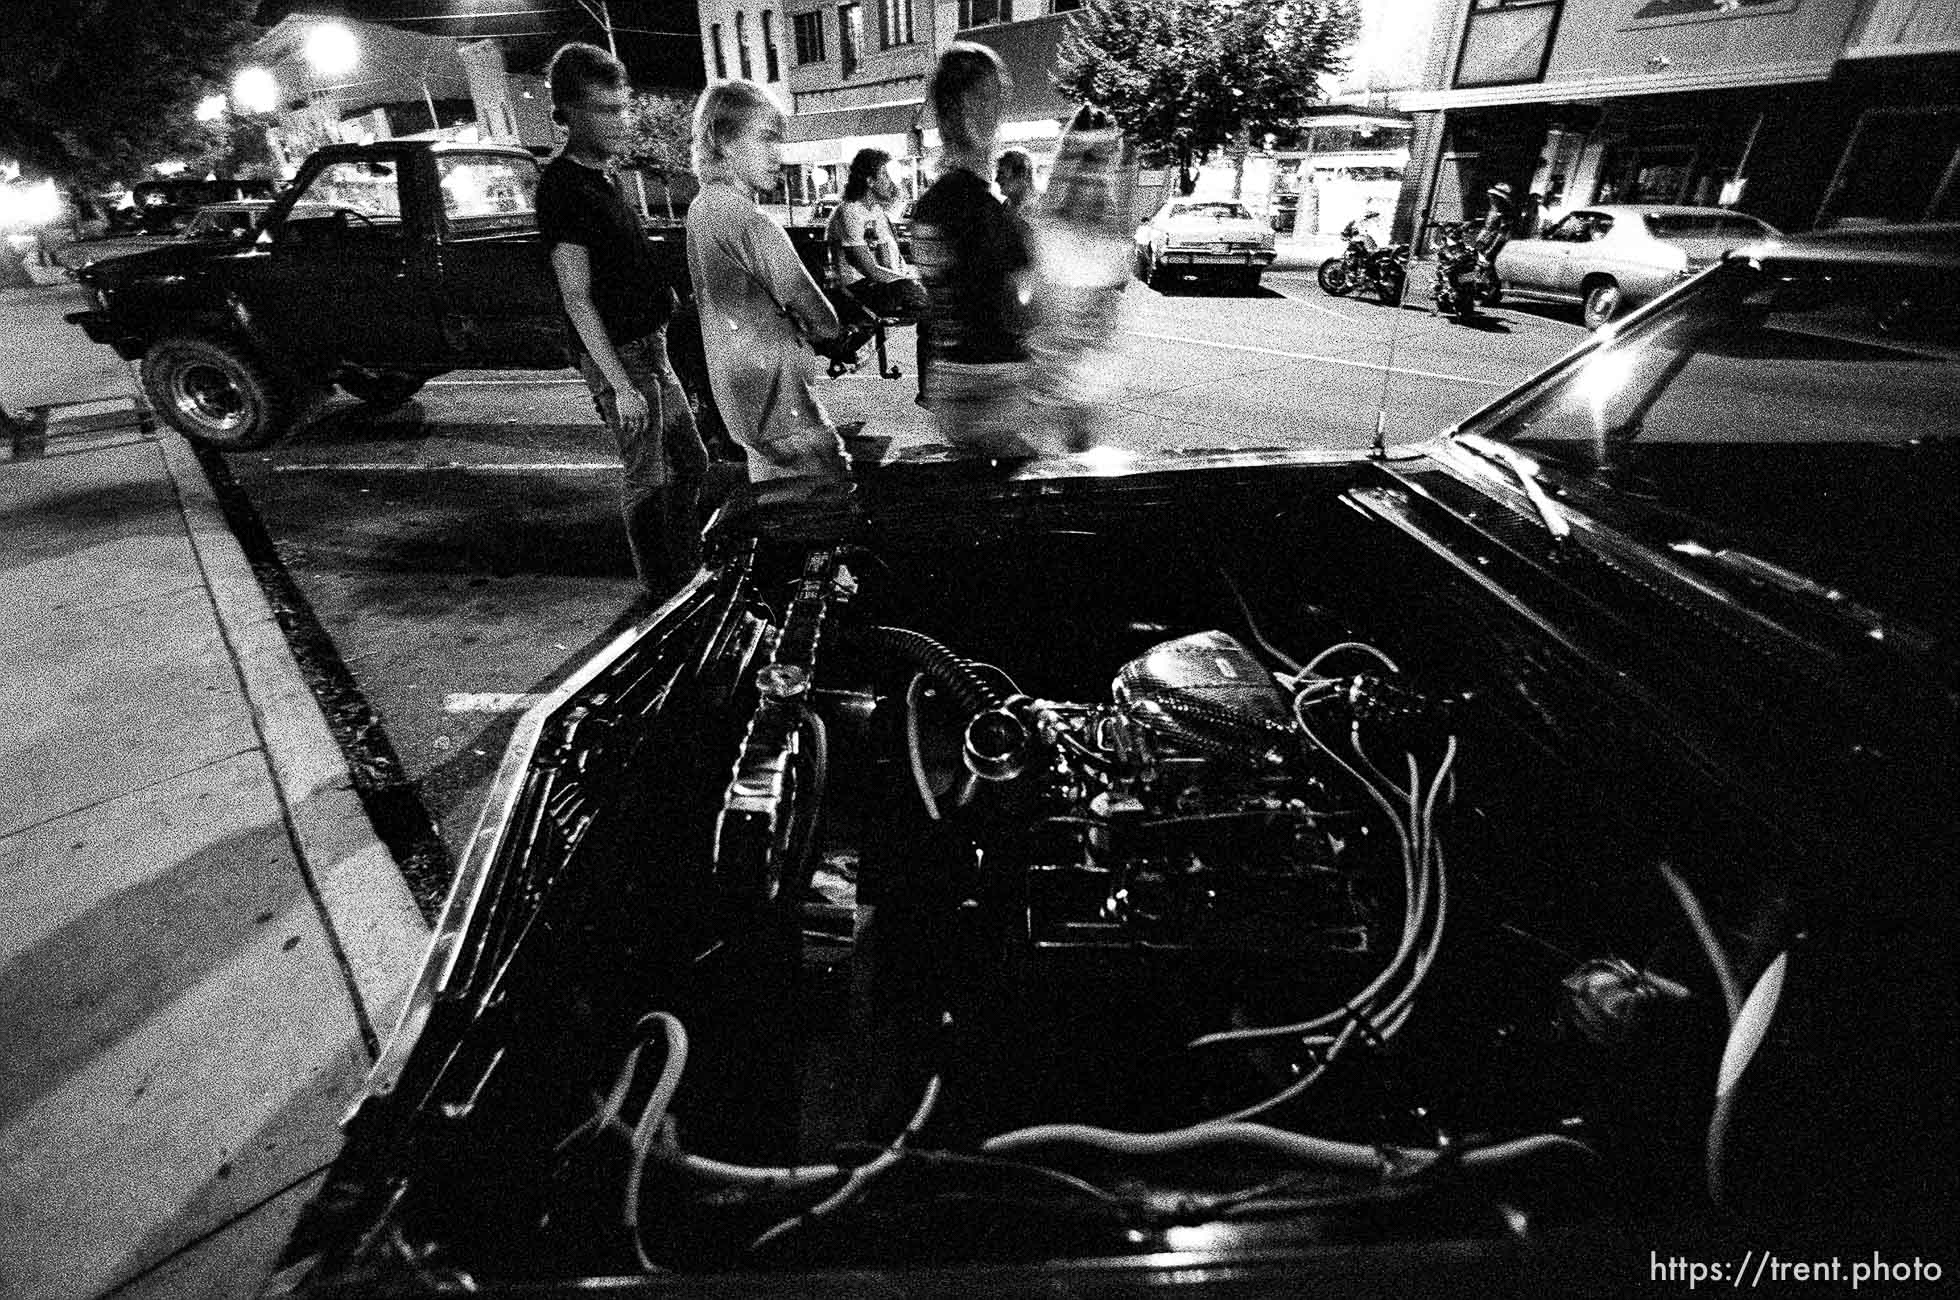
[
  {"left": 1430, "top": 221, "right": 1494, "bottom": 321},
  {"left": 1317, "top": 220, "right": 1409, "bottom": 306}
]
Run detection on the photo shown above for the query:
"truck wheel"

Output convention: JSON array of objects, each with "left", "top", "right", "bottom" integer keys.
[
  {"left": 339, "top": 370, "right": 427, "bottom": 410},
  {"left": 142, "top": 334, "right": 294, "bottom": 450}
]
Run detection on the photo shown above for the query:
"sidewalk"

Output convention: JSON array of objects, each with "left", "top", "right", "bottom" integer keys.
[{"left": 0, "top": 282, "right": 429, "bottom": 1299}]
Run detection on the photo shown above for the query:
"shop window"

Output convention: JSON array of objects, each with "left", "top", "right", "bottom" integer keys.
[
  {"left": 1817, "top": 106, "right": 1960, "bottom": 228},
  {"left": 761, "top": 11, "right": 780, "bottom": 80},
  {"left": 711, "top": 23, "right": 727, "bottom": 78},
  {"left": 880, "top": 0, "right": 916, "bottom": 47},
  {"left": 793, "top": 10, "right": 826, "bottom": 64},
  {"left": 838, "top": 2, "right": 863, "bottom": 75},
  {"left": 959, "top": 0, "right": 1013, "bottom": 29},
  {"left": 735, "top": 13, "right": 753, "bottom": 79},
  {"left": 1455, "top": 0, "right": 1561, "bottom": 89}
]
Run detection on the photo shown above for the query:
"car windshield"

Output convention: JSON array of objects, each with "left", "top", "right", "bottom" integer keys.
[
  {"left": 1468, "top": 242, "right": 1958, "bottom": 455},
  {"left": 1461, "top": 236, "right": 1958, "bottom": 621},
  {"left": 1174, "top": 202, "right": 1251, "bottom": 220},
  {"left": 1643, "top": 212, "right": 1773, "bottom": 240}
]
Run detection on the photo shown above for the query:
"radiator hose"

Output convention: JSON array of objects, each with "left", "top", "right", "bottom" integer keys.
[{"left": 850, "top": 626, "right": 1032, "bottom": 781}]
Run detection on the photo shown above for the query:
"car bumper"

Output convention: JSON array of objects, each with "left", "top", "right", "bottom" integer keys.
[{"left": 1162, "top": 248, "right": 1276, "bottom": 269}]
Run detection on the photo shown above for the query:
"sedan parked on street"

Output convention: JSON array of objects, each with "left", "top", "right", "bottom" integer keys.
[
  {"left": 1494, "top": 204, "right": 1779, "bottom": 329},
  {"left": 1134, "top": 198, "right": 1277, "bottom": 291}
]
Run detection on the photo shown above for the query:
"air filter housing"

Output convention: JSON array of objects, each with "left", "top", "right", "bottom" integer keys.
[{"left": 1112, "top": 631, "right": 1294, "bottom": 763}]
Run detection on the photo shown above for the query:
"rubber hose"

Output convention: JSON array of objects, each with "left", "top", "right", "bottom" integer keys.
[{"left": 852, "top": 626, "right": 1003, "bottom": 720}]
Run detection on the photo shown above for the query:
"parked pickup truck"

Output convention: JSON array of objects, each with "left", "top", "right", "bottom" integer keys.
[{"left": 66, "top": 140, "right": 703, "bottom": 449}]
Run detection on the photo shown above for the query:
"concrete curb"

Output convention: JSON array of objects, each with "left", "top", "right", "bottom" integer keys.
[{"left": 154, "top": 427, "right": 430, "bottom": 1045}]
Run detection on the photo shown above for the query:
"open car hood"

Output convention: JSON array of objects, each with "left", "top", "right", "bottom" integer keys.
[{"left": 271, "top": 438, "right": 1955, "bottom": 1295}]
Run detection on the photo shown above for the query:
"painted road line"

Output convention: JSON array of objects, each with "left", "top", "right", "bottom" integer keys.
[
  {"left": 273, "top": 461, "right": 621, "bottom": 473},
  {"left": 1266, "top": 279, "right": 1360, "bottom": 322},
  {"left": 1123, "top": 330, "right": 1510, "bottom": 387},
  {"left": 445, "top": 692, "right": 548, "bottom": 713}
]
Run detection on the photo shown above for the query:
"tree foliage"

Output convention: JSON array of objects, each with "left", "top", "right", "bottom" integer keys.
[
  {"left": 1054, "top": 0, "right": 1360, "bottom": 193},
  {"left": 617, "top": 91, "right": 695, "bottom": 178},
  {"left": 0, "top": 0, "right": 262, "bottom": 185}
]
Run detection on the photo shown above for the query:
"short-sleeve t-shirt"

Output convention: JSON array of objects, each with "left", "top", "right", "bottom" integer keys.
[
  {"left": 911, "top": 167, "right": 1032, "bottom": 365},
  {"left": 537, "top": 155, "right": 671, "bottom": 347},
  {"left": 827, "top": 199, "right": 903, "bottom": 287}
]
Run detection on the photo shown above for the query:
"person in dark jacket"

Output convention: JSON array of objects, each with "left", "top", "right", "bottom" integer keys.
[{"left": 539, "top": 42, "right": 707, "bottom": 603}]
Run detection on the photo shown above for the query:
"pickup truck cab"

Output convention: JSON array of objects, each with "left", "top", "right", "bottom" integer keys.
[{"left": 69, "top": 141, "right": 689, "bottom": 449}]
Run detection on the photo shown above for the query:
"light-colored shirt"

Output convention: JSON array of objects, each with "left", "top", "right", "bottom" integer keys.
[
  {"left": 826, "top": 198, "right": 903, "bottom": 287},
  {"left": 685, "top": 180, "right": 845, "bottom": 482}
]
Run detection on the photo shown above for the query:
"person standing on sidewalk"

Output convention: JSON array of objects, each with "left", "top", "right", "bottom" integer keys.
[
  {"left": 912, "top": 43, "right": 1040, "bottom": 457},
  {"left": 540, "top": 42, "right": 707, "bottom": 602},
  {"left": 686, "top": 81, "right": 853, "bottom": 483},
  {"left": 994, "top": 148, "right": 1035, "bottom": 218}
]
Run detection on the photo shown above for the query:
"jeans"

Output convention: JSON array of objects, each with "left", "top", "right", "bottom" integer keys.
[{"left": 577, "top": 326, "right": 709, "bottom": 602}]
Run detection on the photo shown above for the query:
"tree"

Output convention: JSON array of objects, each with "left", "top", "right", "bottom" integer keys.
[
  {"left": 188, "top": 111, "right": 284, "bottom": 182},
  {"left": 0, "top": 0, "right": 262, "bottom": 186},
  {"left": 616, "top": 90, "right": 695, "bottom": 220},
  {"left": 1054, "top": 0, "right": 1359, "bottom": 196}
]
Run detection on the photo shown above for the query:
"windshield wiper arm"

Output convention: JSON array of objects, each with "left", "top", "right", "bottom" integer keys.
[{"left": 1453, "top": 433, "right": 1572, "bottom": 542}]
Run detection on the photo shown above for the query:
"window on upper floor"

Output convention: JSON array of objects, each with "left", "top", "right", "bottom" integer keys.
[
  {"left": 1455, "top": 0, "right": 1560, "bottom": 89},
  {"left": 880, "top": 0, "right": 916, "bottom": 47},
  {"left": 958, "top": 0, "right": 1012, "bottom": 29},
  {"left": 793, "top": 10, "right": 826, "bottom": 64},
  {"left": 711, "top": 23, "right": 728, "bottom": 77},
  {"left": 839, "top": 2, "right": 863, "bottom": 76},
  {"left": 735, "top": 12, "right": 753, "bottom": 78},
  {"left": 761, "top": 10, "right": 781, "bottom": 79},
  {"left": 1051, "top": 0, "right": 1082, "bottom": 10}
]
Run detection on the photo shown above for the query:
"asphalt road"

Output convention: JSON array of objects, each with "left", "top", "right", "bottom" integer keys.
[{"left": 216, "top": 269, "right": 1590, "bottom": 905}]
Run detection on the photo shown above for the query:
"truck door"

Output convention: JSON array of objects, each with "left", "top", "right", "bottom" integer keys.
[
  {"left": 426, "top": 152, "right": 570, "bottom": 369},
  {"left": 248, "top": 155, "right": 444, "bottom": 366}
]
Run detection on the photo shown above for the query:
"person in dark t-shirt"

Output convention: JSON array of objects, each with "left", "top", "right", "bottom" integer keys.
[
  {"left": 539, "top": 42, "right": 706, "bottom": 603},
  {"left": 912, "top": 42, "right": 1038, "bottom": 456}
]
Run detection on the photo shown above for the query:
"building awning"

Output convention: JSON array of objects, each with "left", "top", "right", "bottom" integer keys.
[
  {"left": 1846, "top": 0, "right": 1960, "bottom": 58},
  {"left": 784, "top": 100, "right": 924, "bottom": 145},
  {"left": 1400, "top": 59, "right": 1835, "bottom": 112}
]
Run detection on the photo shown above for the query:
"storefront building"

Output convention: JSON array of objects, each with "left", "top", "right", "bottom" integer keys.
[
  {"left": 1394, "top": 0, "right": 1960, "bottom": 243},
  {"left": 696, "top": 0, "right": 1088, "bottom": 214}
]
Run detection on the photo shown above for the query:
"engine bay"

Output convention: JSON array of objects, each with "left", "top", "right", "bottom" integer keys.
[
  {"left": 553, "top": 534, "right": 1735, "bottom": 1276},
  {"left": 304, "top": 496, "right": 1920, "bottom": 1291}
]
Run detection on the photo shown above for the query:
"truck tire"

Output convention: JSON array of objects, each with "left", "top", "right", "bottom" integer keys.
[
  {"left": 142, "top": 334, "right": 294, "bottom": 450},
  {"left": 339, "top": 370, "right": 427, "bottom": 410}
]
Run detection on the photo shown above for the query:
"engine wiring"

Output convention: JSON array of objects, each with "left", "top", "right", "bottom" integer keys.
[{"left": 1654, "top": 861, "right": 1790, "bottom": 1207}]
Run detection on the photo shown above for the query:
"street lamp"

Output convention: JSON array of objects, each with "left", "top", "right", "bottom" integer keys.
[
  {"left": 305, "top": 22, "right": 359, "bottom": 78},
  {"left": 232, "top": 66, "right": 279, "bottom": 114}
]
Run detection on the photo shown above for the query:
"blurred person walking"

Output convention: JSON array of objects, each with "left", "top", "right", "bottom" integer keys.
[
  {"left": 911, "top": 43, "right": 1040, "bottom": 457},
  {"left": 687, "top": 81, "right": 855, "bottom": 483},
  {"left": 1024, "top": 105, "right": 1135, "bottom": 452},
  {"left": 540, "top": 42, "right": 707, "bottom": 603}
]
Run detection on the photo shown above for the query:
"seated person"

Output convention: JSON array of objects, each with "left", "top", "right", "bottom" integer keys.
[
  {"left": 826, "top": 148, "right": 927, "bottom": 321},
  {"left": 826, "top": 147, "right": 928, "bottom": 397}
]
